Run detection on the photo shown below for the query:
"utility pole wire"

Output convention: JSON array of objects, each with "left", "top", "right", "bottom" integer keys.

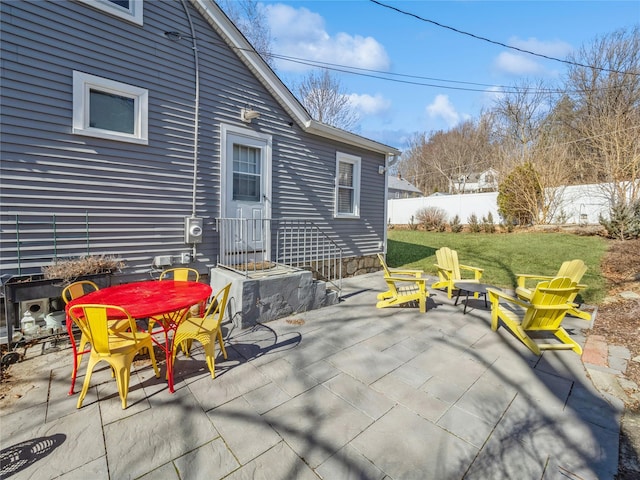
[{"left": 369, "top": 0, "right": 639, "bottom": 77}]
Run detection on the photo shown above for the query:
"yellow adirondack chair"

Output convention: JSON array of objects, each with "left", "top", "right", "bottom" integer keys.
[
  {"left": 515, "top": 259, "right": 590, "bottom": 321},
  {"left": 376, "top": 253, "right": 429, "bottom": 313},
  {"left": 431, "top": 247, "right": 484, "bottom": 299},
  {"left": 487, "top": 276, "right": 583, "bottom": 355}
]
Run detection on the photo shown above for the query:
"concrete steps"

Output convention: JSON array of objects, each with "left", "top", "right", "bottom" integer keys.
[{"left": 210, "top": 267, "right": 339, "bottom": 329}]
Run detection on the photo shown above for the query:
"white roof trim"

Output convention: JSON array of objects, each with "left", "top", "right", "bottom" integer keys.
[
  {"left": 305, "top": 121, "right": 399, "bottom": 155},
  {"left": 192, "top": 0, "right": 400, "bottom": 156}
]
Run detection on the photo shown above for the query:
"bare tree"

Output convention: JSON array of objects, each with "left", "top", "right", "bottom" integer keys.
[
  {"left": 398, "top": 132, "right": 447, "bottom": 194},
  {"left": 565, "top": 26, "right": 640, "bottom": 209},
  {"left": 492, "top": 80, "right": 557, "bottom": 165},
  {"left": 296, "top": 69, "right": 360, "bottom": 131},
  {"left": 218, "top": 0, "right": 275, "bottom": 68},
  {"left": 492, "top": 80, "right": 576, "bottom": 223},
  {"left": 398, "top": 114, "right": 497, "bottom": 194}
]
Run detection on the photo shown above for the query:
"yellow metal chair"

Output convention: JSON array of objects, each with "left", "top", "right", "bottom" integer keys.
[
  {"left": 515, "top": 259, "right": 590, "bottom": 321},
  {"left": 62, "top": 280, "right": 100, "bottom": 376},
  {"left": 172, "top": 283, "right": 231, "bottom": 378},
  {"left": 376, "top": 253, "right": 429, "bottom": 313},
  {"left": 487, "top": 276, "right": 583, "bottom": 355},
  {"left": 148, "top": 267, "right": 202, "bottom": 334},
  {"left": 431, "top": 247, "right": 484, "bottom": 299},
  {"left": 159, "top": 267, "right": 200, "bottom": 282},
  {"left": 62, "top": 280, "right": 129, "bottom": 390},
  {"left": 67, "top": 304, "right": 160, "bottom": 409}
]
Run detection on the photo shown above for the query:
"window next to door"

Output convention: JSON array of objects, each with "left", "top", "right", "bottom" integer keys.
[{"left": 335, "top": 152, "right": 361, "bottom": 218}]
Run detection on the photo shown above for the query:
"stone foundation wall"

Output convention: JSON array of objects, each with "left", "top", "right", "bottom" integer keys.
[{"left": 341, "top": 254, "right": 382, "bottom": 278}]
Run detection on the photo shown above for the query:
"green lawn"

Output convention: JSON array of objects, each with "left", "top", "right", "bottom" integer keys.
[{"left": 386, "top": 230, "right": 609, "bottom": 304}]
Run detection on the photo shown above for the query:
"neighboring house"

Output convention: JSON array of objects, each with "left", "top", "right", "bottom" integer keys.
[
  {"left": 388, "top": 174, "right": 423, "bottom": 199},
  {"left": 449, "top": 168, "right": 498, "bottom": 194},
  {"left": 1, "top": 0, "right": 400, "bottom": 289}
]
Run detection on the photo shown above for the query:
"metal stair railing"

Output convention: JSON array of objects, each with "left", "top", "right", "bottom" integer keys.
[{"left": 215, "top": 217, "right": 342, "bottom": 293}]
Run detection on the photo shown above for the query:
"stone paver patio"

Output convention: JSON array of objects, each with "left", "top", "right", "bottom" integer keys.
[{"left": 0, "top": 272, "right": 623, "bottom": 479}]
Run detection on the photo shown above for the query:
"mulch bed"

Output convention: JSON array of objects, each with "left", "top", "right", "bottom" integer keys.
[{"left": 589, "top": 238, "right": 640, "bottom": 407}]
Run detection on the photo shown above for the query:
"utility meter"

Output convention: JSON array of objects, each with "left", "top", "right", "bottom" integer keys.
[{"left": 184, "top": 216, "right": 203, "bottom": 244}]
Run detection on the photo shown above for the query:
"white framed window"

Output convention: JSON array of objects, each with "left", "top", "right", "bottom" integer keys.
[
  {"left": 77, "top": 0, "right": 143, "bottom": 26},
  {"left": 73, "top": 71, "right": 148, "bottom": 145},
  {"left": 335, "top": 152, "right": 361, "bottom": 218}
]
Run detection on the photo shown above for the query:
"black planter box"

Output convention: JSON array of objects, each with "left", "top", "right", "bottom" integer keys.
[{"left": 2, "top": 274, "right": 113, "bottom": 344}]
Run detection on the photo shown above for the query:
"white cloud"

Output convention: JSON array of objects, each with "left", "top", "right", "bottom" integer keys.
[
  {"left": 426, "top": 95, "right": 460, "bottom": 127},
  {"left": 494, "top": 52, "right": 544, "bottom": 75},
  {"left": 494, "top": 37, "right": 573, "bottom": 76},
  {"left": 264, "top": 4, "right": 390, "bottom": 72},
  {"left": 508, "top": 37, "right": 573, "bottom": 58},
  {"left": 347, "top": 93, "right": 391, "bottom": 115},
  {"left": 360, "top": 128, "right": 411, "bottom": 150}
]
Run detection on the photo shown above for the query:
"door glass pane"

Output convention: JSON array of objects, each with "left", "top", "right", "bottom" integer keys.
[
  {"left": 233, "top": 145, "right": 260, "bottom": 174},
  {"left": 233, "top": 175, "right": 260, "bottom": 201},
  {"left": 233, "top": 144, "right": 261, "bottom": 201},
  {"left": 89, "top": 89, "right": 135, "bottom": 134}
]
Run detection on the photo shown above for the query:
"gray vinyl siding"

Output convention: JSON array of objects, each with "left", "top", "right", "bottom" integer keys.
[{"left": 0, "top": 0, "right": 387, "bottom": 280}]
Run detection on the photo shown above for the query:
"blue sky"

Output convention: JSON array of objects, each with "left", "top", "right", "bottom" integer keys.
[{"left": 258, "top": 0, "right": 639, "bottom": 149}]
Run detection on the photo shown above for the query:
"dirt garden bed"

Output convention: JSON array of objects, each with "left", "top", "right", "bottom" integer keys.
[
  {"left": 591, "top": 238, "right": 640, "bottom": 404},
  {"left": 587, "top": 238, "right": 640, "bottom": 479}
]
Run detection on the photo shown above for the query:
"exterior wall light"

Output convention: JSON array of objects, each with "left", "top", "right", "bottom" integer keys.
[{"left": 241, "top": 108, "right": 261, "bottom": 123}]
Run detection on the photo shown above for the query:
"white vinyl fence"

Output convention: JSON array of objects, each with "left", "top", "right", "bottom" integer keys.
[
  {"left": 387, "top": 183, "right": 634, "bottom": 225},
  {"left": 388, "top": 192, "right": 499, "bottom": 225}
]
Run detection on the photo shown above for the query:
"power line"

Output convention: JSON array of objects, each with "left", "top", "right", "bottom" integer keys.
[
  {"left": 270, "top": 53, "right": 530, "bottom": 92},
  {"left": 269, "top": 52, "right": 570, "bottom": 94},
  {"left": 272, "top": 54, "right": 513, "bottom": 89},
  {"left": 205, "top": 34, "right": 629, "bottom": 96},
  {"left": 369, "top": 0, "right": 639, "bottom": 77},
  {"left": 201, "top": 36, "right": 552, "bottom": 93},
  {"left": 269, "top": 51, "right": 625, "bottom": 96}
]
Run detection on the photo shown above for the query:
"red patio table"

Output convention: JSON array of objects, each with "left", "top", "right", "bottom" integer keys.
[{"left": 65, "top": 280, "right": 212, "bottom": 394}]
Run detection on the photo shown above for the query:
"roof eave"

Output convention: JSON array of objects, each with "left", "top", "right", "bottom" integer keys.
[{"left": 306, "top": 121, "right": 400, "bottom": 156}]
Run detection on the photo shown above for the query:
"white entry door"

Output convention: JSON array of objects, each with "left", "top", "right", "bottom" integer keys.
[{"left": 221, "top": 125, "right": 272, "bottom": 263}]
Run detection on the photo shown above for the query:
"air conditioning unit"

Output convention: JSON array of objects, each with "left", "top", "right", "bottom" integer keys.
[{"left": 20, "top": 298, "right": 50, "bottom": 322}]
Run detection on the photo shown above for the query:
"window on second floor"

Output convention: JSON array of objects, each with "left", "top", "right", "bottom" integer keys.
[
  {"left": 335, "top": 153, "right": 361, "bottom": 218},
  {"left": 78, "top": 0, "right": 143, "bottom": 25},
  {"left": 72, "top": 71, "right": 148, "bottom": 144}
]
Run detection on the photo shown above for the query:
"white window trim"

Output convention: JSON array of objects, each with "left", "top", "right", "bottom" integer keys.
[
  {"left": 334, "top": 152, "right": 361, "bottom": 218},
  {"left": 77, "top": 0, "right": 143, "bottom": 26},
  {"left": 73, "top": 71, "right": 148, "bottom": 145}
]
